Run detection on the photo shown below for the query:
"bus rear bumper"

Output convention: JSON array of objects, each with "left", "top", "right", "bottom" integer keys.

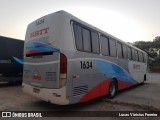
[{"left": 22, "top": 83, "right": 69, "bottom": 105}]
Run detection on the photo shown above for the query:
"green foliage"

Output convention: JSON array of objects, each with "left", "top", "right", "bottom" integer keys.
[
  {"left": 153, "top": 55, "right": 160, "bottom": 64},
  {"left": 134, "top": 41, "right": 151, "bottom": 52},
  {"left": 153, "top": 36, "right": 160, "bottom": 48},
  {"left": 133, "top": 36, "right": 160, "bottom": 58},
  {"left": 133, "top": 36, "right": 160, "bottom": 65}
]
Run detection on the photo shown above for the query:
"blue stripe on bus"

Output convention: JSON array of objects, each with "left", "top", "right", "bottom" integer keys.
[
  {"left": 13, "top": 57, "right": 24, "bottom": 64},
  {"left": 96, "top": 60, "right": 137, "bottom": 84},
  {"left": 26, "top": 42, "right": 60, "bottom": 52}
]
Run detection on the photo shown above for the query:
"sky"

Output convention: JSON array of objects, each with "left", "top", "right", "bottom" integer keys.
[{"left": 0, "top": 0, "right": 160, "bottom": 43}]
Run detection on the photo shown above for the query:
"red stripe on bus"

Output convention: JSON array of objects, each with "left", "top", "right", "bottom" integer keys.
[
  {"left": 118, "top": 80, "right": 135, "bottom": 90},
  {"left": 26, "top": 50, "right": 41, "bottom": 54},
  {"left": 79, "top": 78, "right": 112, "bottom": 103},
  {"left": 79, "top": 79, "right": 135, "bottom": 103}
]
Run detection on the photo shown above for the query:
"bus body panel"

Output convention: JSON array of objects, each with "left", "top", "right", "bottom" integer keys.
[
  {"left": 23, "top": 10, "right": 148, "bottom": 105},
  {"left": 0, "top": 36, "right": 24, "bottom": 76},
  {"left": 0, "top": 36, "right": 24, "bottom": 83},
  {"left": 22, "top": 83, "right": 69, "bottom": 105},
  {"left": 23, "top": 53, "right": 60, "bottom": 88},
  {"left": 66, "top": 52, "right": 138, "bottom": 104},
  {"left": 128, "top": 61, "right": 147, "bottom": 82}
]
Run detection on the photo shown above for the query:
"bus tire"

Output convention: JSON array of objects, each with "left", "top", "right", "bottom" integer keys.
[
  {"left": 142, "top": 74, "right": 146, "bottom": 84},
  {"left": 108, "top": 79, "right": 117, "bottom": 99}
]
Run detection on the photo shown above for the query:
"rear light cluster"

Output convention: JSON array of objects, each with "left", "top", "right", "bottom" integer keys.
[{"left": 59, "top": 53, "right": 67, "bottom": 88}]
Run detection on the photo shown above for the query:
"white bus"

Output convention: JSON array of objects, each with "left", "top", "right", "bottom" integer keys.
[{"left": 23, "top": 10, "right": 148, "bottom": 105}]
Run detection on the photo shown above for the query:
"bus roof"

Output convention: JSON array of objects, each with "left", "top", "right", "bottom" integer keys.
[
  {"left": 32, "top": 10, "right": 147, "bottom": 55},
  {"left": 59, "top": 10, "right": 147, "bottom": 54}
]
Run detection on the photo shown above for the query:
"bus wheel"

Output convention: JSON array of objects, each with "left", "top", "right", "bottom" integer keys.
[
  {"left": 108, "top": 79, "right": 117, "bottom": 99},
  {"left": 142, "top": 74, "right": 146, "bottom": 84}
]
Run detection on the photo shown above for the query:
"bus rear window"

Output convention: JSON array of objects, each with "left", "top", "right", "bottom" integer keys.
[{"left": 26, "top": 51, "right": 53, "bottom": 57}]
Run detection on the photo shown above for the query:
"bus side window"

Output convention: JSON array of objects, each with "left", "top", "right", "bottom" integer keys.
[
  {"left": 135, "top": 50, "right": 139, "bottom": 61},
  {"left": 117, "top": 42, "right": 123, "bottom": 58},
  {"left": 128, "top": 47, "right": 132, "bottom": 60},
  {"left": 138, "top": 51, "right": 143, "bottom": 62},
  {"left": 73, "top": 24, "right": 83, "bottom": 51},
  {"left": 142, "top": 53, "right": 146, "bottom": 63},
  {"left": 122, "top": 44, "right": 128, "bottom": 59},
  {"left": 91, "top": 32, "right": 100, "bottom": 54},
  {"left": 100, "top": 36, "right": 109, "bottom": 56},
  {"left": 82, "top": 28, "right": 91, "bottom": 52},
  {"left": 109, "top": 39, "right": 117, "bottom": 57},
  {"left": 132, "top": 49, "right": 136, "bottom": 61}
]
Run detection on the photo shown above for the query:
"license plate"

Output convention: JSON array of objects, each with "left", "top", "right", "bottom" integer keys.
[{"left": 33, "top": 88, "right": 40, "bottom": 93}]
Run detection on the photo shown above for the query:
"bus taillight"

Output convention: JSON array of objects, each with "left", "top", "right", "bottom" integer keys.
[{"left": 59, "top": 53, "right": 67, "bottom": 88}]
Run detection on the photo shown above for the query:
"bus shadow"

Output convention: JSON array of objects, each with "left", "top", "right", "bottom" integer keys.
[
  {"left": 32, "top": 96, "right": 109, "bottom": 114},
  {"left": 0, "top": 82, "right": 22, "bottom": 88},
  {"left": 116, "top": 82, "right": 148, "bottom": 96},
  {"left": 27, "top": 98, "right": 110, "bottom": 117},
  {"left": 30, "top": 82, "right": 149, "bottom": 112},
  {"left": 32, "top": 96, "right": 106, "bottom": 111}
]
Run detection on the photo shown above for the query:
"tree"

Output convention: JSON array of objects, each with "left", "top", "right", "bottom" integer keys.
[
  {"left": 133, "top": 41, "right": 151, "bottom": 52},
  {"left": 153, "top": 36, "right": 160, "bottom": 49},
  {"left": 133, "top": 36, "right": 160, "bottom": 66},
  {"left": 133, "top": 41, "right": 157, "bottom": 59}
]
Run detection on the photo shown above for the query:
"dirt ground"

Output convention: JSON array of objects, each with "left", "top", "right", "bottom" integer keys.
[
  {"left": 0, "top": 83, "right": 150, "bottom": 111},
  {"left": 0, "top": 73, "right": 160, "bottom": 119}
]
